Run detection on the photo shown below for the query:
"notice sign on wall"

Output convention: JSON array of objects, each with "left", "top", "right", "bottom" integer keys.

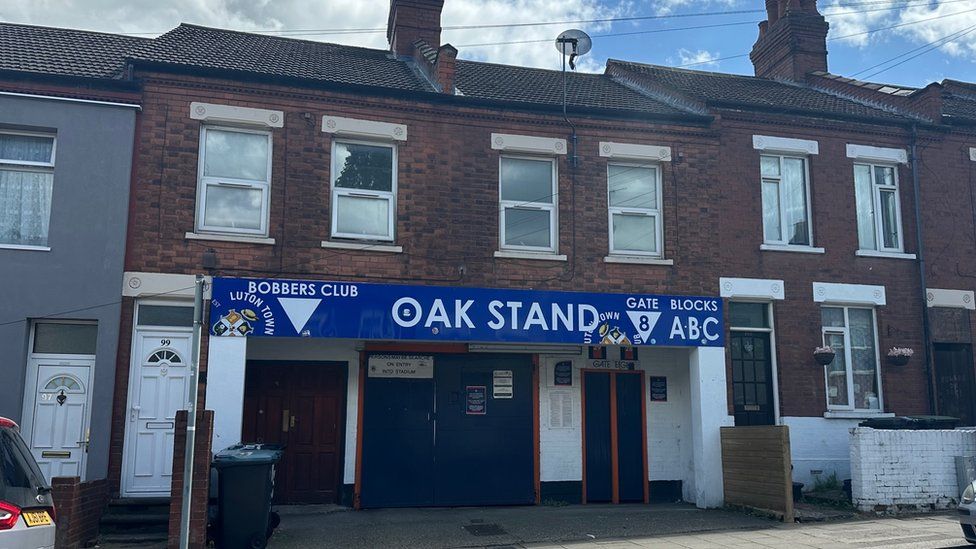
[
  {"left": 650, "top": 376, "right": 668, "bottom": 402},
  {"left": 553, "top": 361, "right": 573, "bottom": 386},
  {"left": 367, "top": 354, "right": 434, "bottom": 378},
  {"left": 493, "top": 370, "right": 513, "bottom": 399},
  {"left": 466, "top": 385, "right": 487, "bottom": 414}
]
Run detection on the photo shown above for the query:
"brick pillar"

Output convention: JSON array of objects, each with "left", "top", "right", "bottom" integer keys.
[
  {"left": 167, "top": 410, "right": 214, "bottom": 549},
  {"left": 52, "top": 476, "right": 80, "bottom": 549},
  {"left": 50, "top": 476, "right": 108, "bottom": 549}
]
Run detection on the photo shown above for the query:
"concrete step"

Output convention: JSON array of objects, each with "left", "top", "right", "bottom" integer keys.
[{"left": 98, "top": 530, "right": 168, "bottom": 546}]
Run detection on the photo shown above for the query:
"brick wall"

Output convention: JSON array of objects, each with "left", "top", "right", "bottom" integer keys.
[
  {"left": 111, "top": 66, "right": 945, "bottom": 492},
  {"left": 167, "top": 410, "right": 214, "bottom": 549},
  {"left": 51, "top": 476, "right": 109, "bottom": 549},
  {"left": 850, "top": 427, "right": 976, "bottom": 512}
]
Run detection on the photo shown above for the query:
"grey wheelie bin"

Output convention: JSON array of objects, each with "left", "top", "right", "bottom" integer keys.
[{"left": 211, "top": 443, "right": 284, "bottom": 549}]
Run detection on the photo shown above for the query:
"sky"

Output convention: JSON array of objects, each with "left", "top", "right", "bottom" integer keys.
[{"left": 2, "top": 0, "right": 976, "bottom": 88}]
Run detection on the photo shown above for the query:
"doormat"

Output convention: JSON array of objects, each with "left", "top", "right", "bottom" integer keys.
[{"left": 463, "top": 523, "right": 508, "bottom": 536}]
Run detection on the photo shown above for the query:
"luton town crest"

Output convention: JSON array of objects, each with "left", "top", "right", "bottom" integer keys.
[{"left": 212, "top": 309, "right": 257, "bottom": 337}]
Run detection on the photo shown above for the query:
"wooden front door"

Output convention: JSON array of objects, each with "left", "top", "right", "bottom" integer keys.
[
  {"left": 934, "top": 343, "right": 976, "bottom": 426},
  {"left": 242, "top": 362, "right": 346, "bottom": 504}
]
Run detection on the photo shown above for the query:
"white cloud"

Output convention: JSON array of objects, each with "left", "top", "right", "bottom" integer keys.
[
  {"left": 650, "top": 0, "right": 738, "bottom": 16},
  {"left": 824, "top": 0, "right": 976, "bottom": 58},
  {"left": 823, "top": 1, "right": 892, "bottom": 47},
  {"left": 0, "top": 0, "right": 632, "bottom": 71},
  {"left": 675, "top": 48, "right": 720, "bottom": 68}
]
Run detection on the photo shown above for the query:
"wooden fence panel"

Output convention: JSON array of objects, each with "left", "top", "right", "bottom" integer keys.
[{"left": 720, "top": 425, "right": 793, "bottom": 522}]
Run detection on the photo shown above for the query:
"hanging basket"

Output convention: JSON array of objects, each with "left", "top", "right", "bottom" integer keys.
[
  {"left": 887, "top": 354, "right": 911, "bottom": 366},
  {"left": 886, "top": 347, "right": 914, "bottom": 366},
  {"left": 814, "top": 351, "right": 835, "bottom": 366}
]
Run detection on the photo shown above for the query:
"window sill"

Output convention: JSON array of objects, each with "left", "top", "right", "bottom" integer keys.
[
  {"left": 494, "top": 250, "right": 567, "bottom": 262},
  {"left": 823, "top": 411, "right": 895, "bottom": 420},
  {"left": 604, "top": 255, "right": 673, "bottom": 266},
  {"left": 0, "top": 244, "right": 51, "bottom": 252},
  {"left": 185, "top": 232, "right": 276, "bottom": 245},
  {"left": 320, "top": 240, "right": 402, "bottom": 253},
  {"left": 855, "top": 250, "right": 916, "bottom": 260},
  {"left": 760, "top": 244, "right": 825, "bottom": 254}
]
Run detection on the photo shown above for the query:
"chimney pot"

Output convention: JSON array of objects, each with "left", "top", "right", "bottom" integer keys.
[
  {"left": 752, "top": 0, "right": 828, "bottom": 80},
  {"left": 387, "top": 0, "right": 445, "bottom": 55}
]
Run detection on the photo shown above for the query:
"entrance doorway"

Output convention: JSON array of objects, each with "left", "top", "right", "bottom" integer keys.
[
  {"left": 934, "top": 343, "right": 976, "bottom": 426},
  {"left": 729, "top": 332, "right": 775, "bottom": 426},
  {"left": 581, "top": 370, "right": 647, "bottom": 504},
  {"left": 359, "top": 354, "right": 534, "bottom": 508},
  {"left": 121, "top": 302, "right": 194, "bottom": 498},
  {"left": 21, "top": 322, "right": 98, "bottom": 482},
  {"left": 242, "top": 362, "right": 346, "bottom": 504}
]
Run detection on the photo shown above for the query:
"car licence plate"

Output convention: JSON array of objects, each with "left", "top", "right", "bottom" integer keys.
[{"left": 22, "top": 510, "right": 52, "bottom": 527}]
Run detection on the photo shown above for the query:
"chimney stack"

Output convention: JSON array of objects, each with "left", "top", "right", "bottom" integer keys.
[
  {"left": 387, "top": 0, "right": 445, "bottom": 56},
  {"left": 750, "top": 0, "right": 829, "bottom": 81}
]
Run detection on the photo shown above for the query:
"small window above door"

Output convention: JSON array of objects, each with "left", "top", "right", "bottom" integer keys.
[{"left": 32, "top": 322, "right": 97, "bottom": 355}]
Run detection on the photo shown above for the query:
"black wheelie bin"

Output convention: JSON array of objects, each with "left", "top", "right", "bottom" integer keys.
[{"left": 211, "top": 443, "right": 284, "bottom": 549}]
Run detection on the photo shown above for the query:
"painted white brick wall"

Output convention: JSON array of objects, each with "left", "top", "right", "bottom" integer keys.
[
  {"left": 782, "top": 416, "right": 861, "bottom": 489},
  {"left": 850, "top": 427, "right": 976, "bottom": 512}
]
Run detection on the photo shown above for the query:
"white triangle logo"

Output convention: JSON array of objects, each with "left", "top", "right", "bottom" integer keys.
[
  {"left": 626, "top": 310, "right": 662, "bottom": 344},
  {"left": 278, "top": 298, "right": 321, "bottom": 334}
]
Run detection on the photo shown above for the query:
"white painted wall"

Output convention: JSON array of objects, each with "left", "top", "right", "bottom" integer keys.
[
  {"left": 244, "top": 338, "right": 361, "bottom": 485},
  {"left": 782, "top": 416, "right": 861, "bottom": 488},
  {"left": 688, "top": 346, "right": 733, "bottom": 508},
  {"left": 538, "top": 347, "right": 712, "bottom": 505},
  {"left": 850, "top": 428, "right": 976, "bottom": 512},
  {"left": 205, "top": 337, "right": 247, "bottom": 453}
]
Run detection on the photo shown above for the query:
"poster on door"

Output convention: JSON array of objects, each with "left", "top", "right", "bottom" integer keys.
[
  {"left": 493, "top": 370, "right": 513, "bottom": 399},
  {"left": 466, "top": 386, "right": 487, "bottom": 415}
]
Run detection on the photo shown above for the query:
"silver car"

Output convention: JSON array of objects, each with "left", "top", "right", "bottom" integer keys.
[{"left": 0, "top": 417, "right": 55, "bottom": 549}]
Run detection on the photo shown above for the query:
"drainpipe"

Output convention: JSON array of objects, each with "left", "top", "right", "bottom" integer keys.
[
  {"left": 179, "top": 274, "right": 205, "bottom": 549},
  {"left": 910, "top": 124, "right": 936, "bottom": 415}
]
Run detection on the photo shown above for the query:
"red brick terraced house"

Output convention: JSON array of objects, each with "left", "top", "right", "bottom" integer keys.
[{"left": 1, "top": 0, "right": 975, "bottom": 533}]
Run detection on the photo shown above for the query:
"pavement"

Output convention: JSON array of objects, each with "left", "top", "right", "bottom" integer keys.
[
  {"left": 96, "top": 503, "right": 972, "bottom": 548},
  {"left": 263, "top": 504, "right": 973, "bottom": 549}
]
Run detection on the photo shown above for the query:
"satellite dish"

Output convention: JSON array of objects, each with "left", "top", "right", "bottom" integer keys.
[{"left": 555, "top": 29, "right": 592, "bottom": 70}]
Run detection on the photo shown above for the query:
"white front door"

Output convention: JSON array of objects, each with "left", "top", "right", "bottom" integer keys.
[
  {"left": 121, "top": 329, "right": 192, "bottom": 497},
  {"left": 23, "top": 360, "right": 94, "bottom": 482}
]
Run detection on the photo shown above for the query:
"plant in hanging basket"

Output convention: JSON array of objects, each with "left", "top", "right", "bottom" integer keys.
[
  {"left": 886, "top": 347, "right": 914, "bottom": 366},
  {"left": 814, "top": 345, "right": 835, "bottom": 366}
]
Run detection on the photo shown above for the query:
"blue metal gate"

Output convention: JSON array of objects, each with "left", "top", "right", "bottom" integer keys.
[{"left": 360, "top": 353, "right": 534, "bottom": 508}]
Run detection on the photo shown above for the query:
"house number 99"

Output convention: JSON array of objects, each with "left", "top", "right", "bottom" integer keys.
[{"left": 160, "top": 339, "right": 171, "bottom": 346}]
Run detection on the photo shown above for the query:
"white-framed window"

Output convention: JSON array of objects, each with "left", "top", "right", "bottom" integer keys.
[
  {"left": 0, "top": 131, "right": 56, "bottom": 248},
  {"left": 821, "top": 306, "right": 882, "bottom": 412},
  {"left": 330, "top": 140, "right": 396, "bottom": 242},
  {"left": 195, "top": 126, "right": 272, "bottom": 236},
  {"left": 499, "top": 155, "right": 557, "bottom": 252},
  {"left": 608, "top": 163, "right": 662, "bottom": 256},
  {"left": 854, "top": 163, "right": 903, "bottom": 253},
  {"left": 760, "top": 154, "right": 812, "bottom": 246}
]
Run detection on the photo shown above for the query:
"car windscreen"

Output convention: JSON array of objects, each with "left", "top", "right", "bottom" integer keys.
[{"left": 0, "top": 427, "right": 47, "bottom": 509}]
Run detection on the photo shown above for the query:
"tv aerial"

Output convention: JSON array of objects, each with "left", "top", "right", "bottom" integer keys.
[{"left": 555, "top": 29, "right": 592, "bottom": 71}]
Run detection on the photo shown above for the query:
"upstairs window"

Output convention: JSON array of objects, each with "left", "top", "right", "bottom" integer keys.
[
  {"left": 854, "top": 163, "right": 903, "bottom": 253},
  {"left": 608, "top": 163, "right": 662, "bottom": 256},
  {"left": 196, "top": 126, "right": 272, "bottom": 236},
  {"left": 821, "top": 306, "right": 882, "bottom": 412},
  {"left": 499, "top": 156, "right": 557, "bottom": 252},
  {"left": 0, "top": 132, "right": 56, "bottom": 248},
  {"left": 760, "top": 154, "right": 811, "bottom": 246},
  {"left": 330, "top": 140, "right": 396, "bottom": 241}
]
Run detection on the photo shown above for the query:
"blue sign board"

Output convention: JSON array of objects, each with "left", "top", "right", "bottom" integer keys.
[{"left": 209, "top": 277, "right": 724, "bottom": 347}]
